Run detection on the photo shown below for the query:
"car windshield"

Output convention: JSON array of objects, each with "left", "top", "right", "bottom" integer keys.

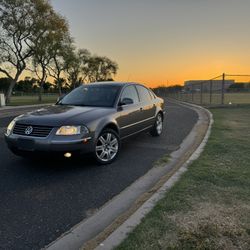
[{"left": 58, "top": 84, "right": 121, "bottom": 107}]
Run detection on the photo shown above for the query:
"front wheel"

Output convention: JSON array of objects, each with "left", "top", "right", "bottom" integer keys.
[
  {"left": 150, "top": 113, "right": 163, "bottom": 137},
  {"left": 95, "top": 129, "right": 120, "bottom": 164}
]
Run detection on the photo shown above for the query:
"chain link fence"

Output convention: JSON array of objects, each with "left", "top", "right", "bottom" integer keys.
[{"left": 155, "top": 73, "right": 250, "bottom": 105}]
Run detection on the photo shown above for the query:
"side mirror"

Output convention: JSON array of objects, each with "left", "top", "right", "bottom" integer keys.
[{"left": 119, "top": 97, "right": 134, "bottom": 106}]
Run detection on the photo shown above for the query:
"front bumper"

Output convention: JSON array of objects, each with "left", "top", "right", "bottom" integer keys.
[{"left": 5, "top": 131, "right": 95, "bottom": 155}]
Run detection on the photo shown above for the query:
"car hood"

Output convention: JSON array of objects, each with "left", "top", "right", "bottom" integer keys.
[{"left": 15, "top": 105, "right": 114, "bottom": 126}]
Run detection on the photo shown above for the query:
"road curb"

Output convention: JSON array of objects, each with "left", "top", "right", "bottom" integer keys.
[
  {"left": 94, "top": 102, "right": 213, "bottom": 250},
  {"left": 45, "top": 101, "right": 212, "bottom": 250}
]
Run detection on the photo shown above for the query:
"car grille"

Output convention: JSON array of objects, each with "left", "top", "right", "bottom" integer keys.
[{"left": 13, "top": 123, "right": 53, "bottom": 138}]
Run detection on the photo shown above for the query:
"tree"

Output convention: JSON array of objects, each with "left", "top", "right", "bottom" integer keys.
[
  {"left": 228, "top": 83, "right": 245, "bottom": 92},
  {"left": 43, "top": 81, "right": 53, "bottom": 92},
  {"left": 0, "top": 77, "right": 11, "bottom": 94},
  {"left": 0, "top": 0, "right": 54, "bottom": 103},
  {"left": 66, "top": 50, "right": 118, "bottom": 88},
  {"left": 0, "top": 0, "right": 119, "bottom": 102},
  {"left": 14, "top": 78, "right": 36, "bottom": 92},
  {"left": 85, "top": 56, "right": 118, "bottom": 82},
  {"left": 32, "top": 7, "right": 69, "bottom": 101},
  {"left": 53, "top": 78, "right": 68, "bottom": 93},
  {"left": 48, "top": 34, "right": 74, "bottom": 96},
  {"left": 66, "top": 48, "right": 91, "bottom": 89}
]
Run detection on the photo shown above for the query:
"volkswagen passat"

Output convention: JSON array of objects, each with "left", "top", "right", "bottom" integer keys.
[{"left": 5, "top": 82, "right": 164, "bottom": 164}]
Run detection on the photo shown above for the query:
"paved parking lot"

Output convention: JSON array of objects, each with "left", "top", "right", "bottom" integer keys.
[{"left": 0, "top": 100, "right": 198, "bottom": 250}]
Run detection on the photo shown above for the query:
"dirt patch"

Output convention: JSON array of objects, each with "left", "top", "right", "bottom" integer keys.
[{"left": 167, "top": 202, "right": 250, "bottom": 250}]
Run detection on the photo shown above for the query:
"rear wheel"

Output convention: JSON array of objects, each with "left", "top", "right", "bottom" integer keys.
[
  {"left": 150, "top": 113, "right": 163, "bottom": 136},
  {"left": 95, "top": 129, "right": 120, "bottom": 164}
]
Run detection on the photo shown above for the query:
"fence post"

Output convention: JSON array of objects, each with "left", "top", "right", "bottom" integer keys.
[
  {"left": 200, "top": 82, "right": 203, "bottom": 104},
  {"left": 221, "top": 73, "right": 225, "bottom": 105},
  {"left": 209, "top": 80, "right": 213, "bottom": 104},
  {"left": 191, "top": 83, "right": 194, "bottom": 102}
]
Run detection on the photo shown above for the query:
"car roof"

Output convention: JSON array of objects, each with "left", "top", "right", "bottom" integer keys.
[{"left": 86, "top": 81, "right": 147, "bottom": 88}]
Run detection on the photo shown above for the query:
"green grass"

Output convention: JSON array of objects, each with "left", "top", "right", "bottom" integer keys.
[
  {"left": 225, "top": 93, "right": 250, "bottom": 104},
  {"left": 170, "top": 93, "right": 250, "bottom": 105},
  {"left": 116, "top": 107, "right": 250, "bottom": 250},
  {"left": 8, "top": 95, "right": 58, "bottom": 106}
]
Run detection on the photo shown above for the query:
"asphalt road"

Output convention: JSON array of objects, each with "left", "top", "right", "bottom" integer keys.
[{"left": 0, "top": 100, "right": 198, "bottom": 250}]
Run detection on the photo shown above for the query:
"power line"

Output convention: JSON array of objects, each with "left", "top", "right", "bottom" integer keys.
[{"left": 225, "top": 74, "right": 250, "bottom": 77}]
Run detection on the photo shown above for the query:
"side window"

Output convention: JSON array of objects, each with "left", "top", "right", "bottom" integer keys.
[
  {"left": 120, "top": 85, "right": 139, "bottom": 104},
  {"left": 136, "top": 85, "right": 152, "bottom": 102},
  {"left": 149, "top": 89, "right": 156, "bottom": 99}
]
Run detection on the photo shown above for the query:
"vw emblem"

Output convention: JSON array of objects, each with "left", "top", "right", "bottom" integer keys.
[{"left": 25, "top": 126, "right": 33, "bottom": 135}]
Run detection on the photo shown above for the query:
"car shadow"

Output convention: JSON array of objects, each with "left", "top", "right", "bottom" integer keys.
[{"left": 19, "top": 131, "right": 154, "bottom": 172}]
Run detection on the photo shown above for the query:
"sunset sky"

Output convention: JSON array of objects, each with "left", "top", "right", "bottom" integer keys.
[{"left": 51, "top": 0, "right": 250, "bottom": 87}]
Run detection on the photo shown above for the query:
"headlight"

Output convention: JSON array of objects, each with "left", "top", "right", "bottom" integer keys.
[
  {"left": 56, "top": 126, "right": 89, "bottom": 136},
  {"left": 6, "top": 120, "right": 16, "bottom": 136}
]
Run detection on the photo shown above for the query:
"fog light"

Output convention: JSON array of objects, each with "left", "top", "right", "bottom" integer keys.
[{"left": 64, "top": 152, "right": 72, "bottom": 158}]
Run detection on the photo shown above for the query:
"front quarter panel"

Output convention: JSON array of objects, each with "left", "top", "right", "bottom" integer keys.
[{"left": 86, "top": 111, "right": 120, "bottom": 142}]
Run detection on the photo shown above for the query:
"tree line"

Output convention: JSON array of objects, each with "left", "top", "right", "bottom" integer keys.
[
  {"left": 0, "top": 77, "right": 72, "bottom": 94},
  {"left": 0, "top": 0, "right": 118, "bottom": 103}
]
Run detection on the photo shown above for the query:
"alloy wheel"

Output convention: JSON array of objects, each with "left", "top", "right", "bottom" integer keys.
[
  {"left": 95, "top": 132, "right": 119, "bottom": 163},
  {"left": 156, "top": 114, "right": 163, "bottom": 135}
]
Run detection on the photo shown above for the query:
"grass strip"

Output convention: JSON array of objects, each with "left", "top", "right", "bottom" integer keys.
[
  {"left": 117, "top": 107, "right": 250, "bottom": 250},
  {"left": 8, "top": 95, "right": 57, "bottom": 106}
]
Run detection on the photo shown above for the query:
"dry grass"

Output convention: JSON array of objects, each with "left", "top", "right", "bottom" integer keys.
[
  {"left": 154, "top": 154, "right": 170, "bottom": 167},
  {"left": 166, "top": 202, "right": 250, "bottom": 250}
]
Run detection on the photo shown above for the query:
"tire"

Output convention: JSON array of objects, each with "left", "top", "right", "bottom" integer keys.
[
  {"left": 94, "top": 129, "right": 120, "bottom": 164},
  {"left": 150, "top": 113, "right": 163, "bottom": 137}
]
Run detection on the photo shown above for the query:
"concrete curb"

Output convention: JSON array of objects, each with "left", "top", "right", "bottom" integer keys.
[
  {"left": 45, "top": 101, "right": 211, "bottom": 250},
  {"left": 95, "top": 102, "right": 213, "bottom": 250}
]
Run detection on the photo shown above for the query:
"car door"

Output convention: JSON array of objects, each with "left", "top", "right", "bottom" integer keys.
[
  {"left": 116, "top": 85, "right": 142, "bottom": 138},
  {"left": 136, "top": 85, "right": 156, "bottom": 129}
]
